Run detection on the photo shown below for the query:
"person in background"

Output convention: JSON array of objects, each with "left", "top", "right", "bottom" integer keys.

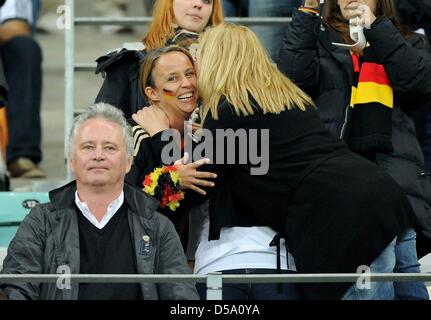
[
  {"left": 395, "top": 0, "right": 431, "bottom": 258},
  {"left": 0, "top": 103, "right": 199, "bottom": 300},
  {"left": 279, "top": 0, "right": 431, "bottom": 299},
  {"left": 0, "top": 0, "right": 45, "bottom": 178}
]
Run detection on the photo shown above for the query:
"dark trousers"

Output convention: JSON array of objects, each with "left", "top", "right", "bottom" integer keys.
[
  {"left": 0, "top": 36, "right": 42, "bottom": 163},
  {"left": 196, "top": 268, "right": 303, "bottom": 300}
]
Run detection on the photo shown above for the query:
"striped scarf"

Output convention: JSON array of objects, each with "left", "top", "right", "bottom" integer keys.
[{"left": 345, "top": 47, "right": 394, "bottom": 158}]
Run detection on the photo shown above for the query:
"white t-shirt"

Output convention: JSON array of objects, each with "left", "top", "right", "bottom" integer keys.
[{"left": 194, "top": 217, "right": 297, "bottom": 275}]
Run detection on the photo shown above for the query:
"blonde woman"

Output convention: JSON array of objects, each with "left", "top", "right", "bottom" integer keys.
[{"left": 195, "top": 23, "right": 420, "bottom": 300}]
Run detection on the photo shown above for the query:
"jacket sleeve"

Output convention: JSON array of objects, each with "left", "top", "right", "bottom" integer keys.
[
  {"left": 278, "top": 9, "right": 322, "bottom": 96},
  {"left": 155, "top": 215, "right": 199, "bottom": 300},
  {"left": 126, "top": 118, "right": 157, "bottom": 187},
  {"left": 365, "top": 16, "right": 431, "bottom": 108},
  {"left": 0, "top": 206, "right": 48, "bottom": 300},
  {"left": 125, "top": 119, "right": 180, "bottom": 187}
]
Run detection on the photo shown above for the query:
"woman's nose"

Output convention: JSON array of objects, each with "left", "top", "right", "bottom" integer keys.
[
  {"left": 192, "top": 0, "right": 203, "bottom": 9},
  {"left": 181, "top": 76, "right": 194, "bottom": 88}
]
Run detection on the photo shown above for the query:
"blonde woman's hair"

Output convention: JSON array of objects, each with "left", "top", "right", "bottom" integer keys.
[
  {"left": 198, "top": 23, "right": 315, "bottom": 121},
  {"left": 143, "top": 0, "right": 224, "bottom": 51}
]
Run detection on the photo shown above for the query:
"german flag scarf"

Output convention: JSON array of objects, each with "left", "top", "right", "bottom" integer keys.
[{"left": 345, "top": 47, "right": 394, "bottom": 158}]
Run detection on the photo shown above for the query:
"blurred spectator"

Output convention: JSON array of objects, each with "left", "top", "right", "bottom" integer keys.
[
  {"left": 395, "top": 0, "right": 431, "bottom": 163},
  {"left": 279, "top": 0, "right": 431, "bottom": 298},
  {"left": 0, "top": 0, "right": 45, "bottom": 178},
  {"left": 395, "top": 1, "right": 431, "bottom": 259},
  {"left": 395, "top": 0, "right": 431, "bottom": 41}
]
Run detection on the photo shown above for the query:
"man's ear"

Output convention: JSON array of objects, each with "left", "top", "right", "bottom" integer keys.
[
  {"left": 145, "top": 86, "right": 160, "bottom": 102},
  {"left": 69, "top": 153, "right": 76, "bottom": 175}
]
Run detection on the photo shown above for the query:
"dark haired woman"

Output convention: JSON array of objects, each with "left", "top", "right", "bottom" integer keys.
[{"left": 279, "top": 0, "right": 431, "bottom": 299}]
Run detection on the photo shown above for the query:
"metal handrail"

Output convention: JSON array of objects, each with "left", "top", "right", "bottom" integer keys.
[
  {"left": 0, "top": 221, "right": 21, "bottom": 227},
  {"left": 1, "top": 273, "right": 431, "bottom": 283},
  {"left": 1, "top": 273, "right": 430, "bottom": 300},
  {"left": 74, "top": 63, "right": 97, "bottom": 72},
  {"left": 74, "top": 16, "right": 292, "bottom": 26}
]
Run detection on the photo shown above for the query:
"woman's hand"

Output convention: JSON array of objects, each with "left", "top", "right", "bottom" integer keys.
[
  {"left": 345, "top": 1, "right": 376, "bottom": 29},
  {"left": 174, "top": 152, "right": 217, "bottom": 195},
  {"left": 132, "top": 105, "right": 170, "bottom": 136}
]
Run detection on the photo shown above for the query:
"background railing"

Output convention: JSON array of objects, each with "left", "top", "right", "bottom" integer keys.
[{"left": 1, "top": 272, "right": 431, "bottom": 300}]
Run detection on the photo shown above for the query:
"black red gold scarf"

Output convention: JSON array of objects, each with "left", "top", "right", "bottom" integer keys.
[{"left": 345, "top": 47, "right": 394, "bottom": 157}]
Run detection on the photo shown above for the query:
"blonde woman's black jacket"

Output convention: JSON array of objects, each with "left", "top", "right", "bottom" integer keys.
[
  {"left": 170, "top": 98, "right": 415, "bottom": 299},
  {"left": 279, "top": 10, "right": 431, "bottom": 243}
]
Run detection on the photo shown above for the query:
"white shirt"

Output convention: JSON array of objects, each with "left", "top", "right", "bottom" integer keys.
[
  {"left": 74, "top": 191, "right": 124, "bottom": 229},
  {"left": 194, "top": 218, "right": 296, "bottom": 275}
]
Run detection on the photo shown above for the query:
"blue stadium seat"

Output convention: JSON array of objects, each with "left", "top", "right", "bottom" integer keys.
[{"left": 0, "top": 192, "right": 49, "bottom": 266}]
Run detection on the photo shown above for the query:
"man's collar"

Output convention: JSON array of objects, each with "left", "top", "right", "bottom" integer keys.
[{"left": 49, "top": 181, "right": 160, "bottom": 218}]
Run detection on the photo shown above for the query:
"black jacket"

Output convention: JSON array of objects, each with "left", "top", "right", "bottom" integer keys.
[
  {"left": 95, "top": 49, "right": 147, "bottom": 119},
  {"left": 151, "top": 98, "right": 416, "bottom": 299},
  {"left": 279, "top": 10, "right": 431, "bottom": 241}
]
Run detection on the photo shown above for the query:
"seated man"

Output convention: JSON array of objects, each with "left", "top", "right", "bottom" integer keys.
[
  {"left": 0, "top": 103, "right": 199, "bottom": 300},
  {"left": 0, "top": 0, "right": 45, "bottom": 178}
]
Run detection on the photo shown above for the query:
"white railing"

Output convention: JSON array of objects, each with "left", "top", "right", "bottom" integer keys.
[{"left": 1, "top": 272, "right": 431, "bottom": 300}]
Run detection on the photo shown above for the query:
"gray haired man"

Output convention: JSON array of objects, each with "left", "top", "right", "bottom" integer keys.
[{"left": 0, "top": 103, "right": 199, "bottom": 300}]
